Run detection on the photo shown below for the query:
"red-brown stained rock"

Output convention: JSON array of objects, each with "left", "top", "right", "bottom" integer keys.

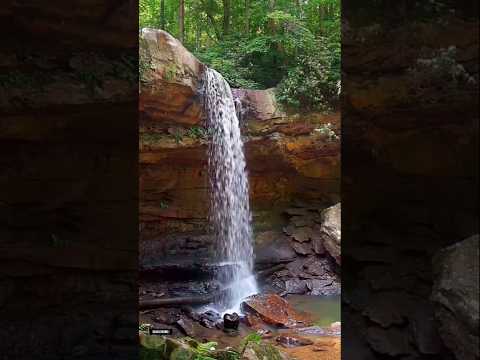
[{"left": 242, "top": 294, "right": 311, "bottom": 328}]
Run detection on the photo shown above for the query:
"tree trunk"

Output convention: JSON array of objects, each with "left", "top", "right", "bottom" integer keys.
[
  {"left": 195, "top": 22, "right": 200, "bottom": 51},
  {"left": 223, "top": 0, "right": 231, "bottom": 36},
  {"left": 318, "top": 3, "right": 324, "bottom": 35},
  {"left": 160, "top": 0, "right": 165, "bottom": 29},
  {"left": 267, "top": 0, "right": 276, "bottom": 33},
  {"left": 245, "top": 0, "right": 250, "bottom": 35},
  {"left": 178, "top": 0, "right": 185, "bottom": 43},
  {"left": 201, "top": 0, "right": 222, "bottom": 40}
]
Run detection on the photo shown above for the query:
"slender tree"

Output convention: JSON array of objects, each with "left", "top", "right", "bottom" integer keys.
[
  {"left": 245, "top": 0, "right": 250, "bottom": 35},
  {"left": 201, "top": 0, "right": 222, "bottom": 40},
  {"left": 267, "top": 0, "right": 276, "bottom": 33},
  {"left": 179, "top": 0, "right": 185, "bottom": 43},
  {"left": 160, "top": 0, "right": 165, "bottom": 29},
  {"left": 223, "top": 0, "right": 231, "bottom": 36}
]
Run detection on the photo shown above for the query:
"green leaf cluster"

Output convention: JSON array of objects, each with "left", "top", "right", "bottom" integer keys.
[{"left": 140, "top": 0, "right": 340, "bottom": 111}]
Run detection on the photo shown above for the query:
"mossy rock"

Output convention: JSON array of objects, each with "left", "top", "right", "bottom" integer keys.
[
  {"left": 242, "top": 342, "right": 289, "bottom": 360},
  {"left": 212, "top": 348, "right": 242, "bottom": 360},
  {"left": 140, "top": 345, "right": 166, "bottom": 360},
  {"left": 140, "top": 334, "right": 167, "bottom": 351},
  {"left": 170, "top": 346, "right": 195, "bottom": 360},
  {"left": 140, "top": 335, "right": 196, "bottom": 360},
  {"left": 140, "top": 334, "right": 168, "bottom": 360}
]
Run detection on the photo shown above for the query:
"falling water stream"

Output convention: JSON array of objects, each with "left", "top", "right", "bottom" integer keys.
[{"left": 203, "top": 68, "right": 258, "bottom": 314}]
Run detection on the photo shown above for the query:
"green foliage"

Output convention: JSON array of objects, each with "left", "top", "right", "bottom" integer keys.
[
  {"left": 139, "top": 37, "right": 153, "bottom": 83},
  {"left": 238, "top": 332, "right": 262, "bottom": 354},
  {"left": 276, "top": 35, "right": 340, "bottom": 111},
  {"left": 191, "top": 341, "right": 218, "bottom": 360},
  {"left": 141, "top": 132, "right": 164, "bottom": 145},
  {"left": 140, "top": 0, "right": 340, "bottom": 112},
  {"left": 0, "top": 71, "right": 49, "bottom": 89},
  {"left": 186, "top": 126, "right": 210, "bottom": 139},
  {"left": 160, "top": 200, "right": 169, "bottom": 209},
  {"left": 112, "top": 54, "right": 138, "bottom": 83},
  {"left": 409, "top": 46, "right": 476, "bottom": 87},
  {"left": 139, "top": 323, "right": 151, "bottom": 332},
  {"left": 314, "top": 122, "right": 339, "bottom": 141},
  {"left": 173, "top": 130, "right": 183, "bottom": 144},
  {"left": 50, "top": 234, "right": 70, "bottom": 248}
]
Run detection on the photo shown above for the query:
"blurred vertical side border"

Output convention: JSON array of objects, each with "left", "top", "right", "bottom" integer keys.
[
  {"left": 0, "top": 1, "right": 139, "bottom": 359},
  {"left": 341, "top": 1, "right": 478, "bottom": 359}
]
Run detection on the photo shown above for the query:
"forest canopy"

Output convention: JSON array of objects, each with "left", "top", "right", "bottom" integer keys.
[{"left": 140, "top": 0, "right": 340, "bottom": 112}]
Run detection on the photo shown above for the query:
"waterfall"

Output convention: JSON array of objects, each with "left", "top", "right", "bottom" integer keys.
[{"left": 203, "top": 68, "right": 258, "bottom": 314}]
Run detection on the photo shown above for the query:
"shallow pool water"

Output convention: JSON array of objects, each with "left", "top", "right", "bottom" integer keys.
[{"left": 287, "top": 295, "right": 340, "bottom": 327}]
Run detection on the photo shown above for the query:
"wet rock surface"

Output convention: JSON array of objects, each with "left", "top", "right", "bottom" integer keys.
[
  {"left": 432, "top": 235, "right": 479, "bottom": 360},
  {"left": 260, "top": 203, "right": 341, "bottom": 297},
  {"left": 276, "top": 335, "right": 314, "bottom": 348},
  {"left": 280, "top": 336, "right": 340, "bottom": 360},
  {"left": 140, "top": 296, "right": 340, "bottom": 359},
  {"left": 224, "top": 313, "right": 240, "bottom": 330},
  {"left": 241, "top": 293, "right": 311, "bottom": 328}
]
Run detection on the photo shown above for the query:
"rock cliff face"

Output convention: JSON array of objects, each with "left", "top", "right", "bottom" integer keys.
[
  {"left": 139, "top": 29, "right": 341, "bottom": 267},
  {"left": 140, "top": 28, "right": 204, "bottom": 125},
  {"left": 341, "top": 11, "right": 478, "bottom": 360}
]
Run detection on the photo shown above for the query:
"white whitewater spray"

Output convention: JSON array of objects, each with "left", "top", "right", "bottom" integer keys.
[{"left": 203, "top": 68, "right": 258, "bottom": 314}]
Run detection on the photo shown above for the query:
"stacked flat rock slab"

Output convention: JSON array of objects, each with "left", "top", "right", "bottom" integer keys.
[{"left": 261, "top": 202, "right": 341, "bottom": 296}]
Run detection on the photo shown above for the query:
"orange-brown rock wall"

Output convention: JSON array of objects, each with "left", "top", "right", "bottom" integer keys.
[{"left": 139, "top": 29, "right": 341, "bottom": 260}]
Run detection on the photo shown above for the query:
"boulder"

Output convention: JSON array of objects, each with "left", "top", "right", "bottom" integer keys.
[
  {"left": 366, "top": 326, "right": 412, "bottom": 356},
  {"left": 223, "top": 313, "right": 240, "bottom": 330},
  {"left": 431, "top": 235, "right": 479, "bottom": 360},
  {"left": 232, "top": 88, "right": 285, "bottom": 122},
  {"left": 241, "top": 294, "right": 311, "bottom": 328},
  {"left": 320, "top": 203, "right": 341, "bottom": 265},
  {"left": 140, "top": 335, "right": 196, "bottom": 360},
  {"left": 361, "top": 292, "right": 409, "bottom": 328},
  {"left": 245, "top": 314, "right": 265, "bottom": 329},
  {"left": 242, "top": 341, "right": 290, "bottom": 360},
  {"left": 140, "top": 28, "right": 204, "bottom": 125},
  {"left": 175, "top": 317, "right": 195, "bottom": 337},
  {"left": 276, "top": 335, "right": 313, "bottom": 348}
]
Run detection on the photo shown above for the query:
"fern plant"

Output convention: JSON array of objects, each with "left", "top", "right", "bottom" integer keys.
[
  {"left": 238, "top": 333, "right": 262, "bottom": 354},
  {"left": 192, "top": 341, "right": 218, "bottom": 360}
]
